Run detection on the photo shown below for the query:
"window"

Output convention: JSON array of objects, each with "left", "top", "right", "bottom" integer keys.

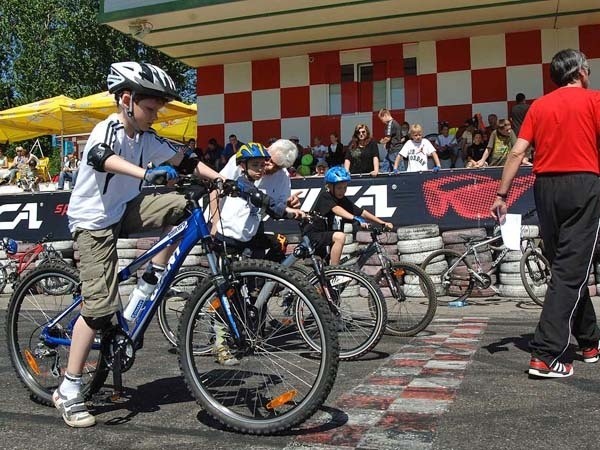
[
  {"left": 341, "top": 64, "right": 354, "bottom": 82},
  {"left": 404, "top": 57, "right": 417, "bottom": 76},
  {"left": 328, "top": 56, "right": 416, "bottom": 113},
  {"left": 391, "top": 78, "right": 405, "bottom": 110},
  {"left": 329, "top": 83, "right": 341, "bottom": 115}
]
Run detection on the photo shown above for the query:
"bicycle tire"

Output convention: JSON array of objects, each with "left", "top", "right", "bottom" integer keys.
[
  {"left": 375, "top": 262, "right": 437, "bottom": 336},
  {"left": 421, "top": 249, "right": 474, "bottom": 304},
  {"left": 0, "top": 264, "right": 7, "bottom": 294},
  {"left": 6, "top": 263, "right": 109, "bottom": 405},
  {"left": 178, "top": 259, "right": 339, "bottom": 435},
  {"left": 157, "top": 267, "right": 211, "bottom": 346},
  {"left": 304, "top": 266, "right": 387, "bottom": 360},
  {"left": 520, "top": 247, "right": 551, "bottom": 307}
]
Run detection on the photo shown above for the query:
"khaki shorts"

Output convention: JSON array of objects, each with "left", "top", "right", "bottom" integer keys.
[{"left": 75, "top": 191, "right": 187, "bottom": 318}]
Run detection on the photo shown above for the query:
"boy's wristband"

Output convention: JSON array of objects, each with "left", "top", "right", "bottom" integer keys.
[{"left": 496, "top": 192, "right": 508, "bottom": 200}]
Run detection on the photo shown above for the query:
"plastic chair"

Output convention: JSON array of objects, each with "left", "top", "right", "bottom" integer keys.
[{"left": 36, "top": 157, "right": 51, "bottom": 182}]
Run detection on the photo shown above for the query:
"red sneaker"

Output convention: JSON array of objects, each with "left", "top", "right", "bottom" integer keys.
[
  {"left": 528, "top": 357, "right": 573, "bottom": 378},
  {"left": 581, "top": 345, "right": 600, "bottom": 363}
]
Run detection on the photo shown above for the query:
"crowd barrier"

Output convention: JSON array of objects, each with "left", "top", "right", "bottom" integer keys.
[{"left": 0, "top": 166, "right": 535, "bottom": 242}]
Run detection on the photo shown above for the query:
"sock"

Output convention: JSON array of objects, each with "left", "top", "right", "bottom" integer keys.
[
  {"left": 59, "top": 372, "right": 82, "bottom": 398},
  {"left": 150, "top": 263, "right": 165, "bottom": 282}
]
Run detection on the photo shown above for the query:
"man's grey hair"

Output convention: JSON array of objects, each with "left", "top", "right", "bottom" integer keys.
[
  {"left": 268, "top": 139, "right": 298, "bottom": 169},
  {"left": 550, "top": 49, "right": 589, "bottom": 87}
]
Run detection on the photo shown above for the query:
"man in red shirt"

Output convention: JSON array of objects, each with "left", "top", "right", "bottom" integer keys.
[{"left": 491, "top": 49, "right": 600, "bottom": 378}]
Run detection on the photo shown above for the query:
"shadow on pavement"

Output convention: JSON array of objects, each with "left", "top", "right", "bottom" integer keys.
[{"left": 90, "top": 375, "right": 193, "bottom": 425}]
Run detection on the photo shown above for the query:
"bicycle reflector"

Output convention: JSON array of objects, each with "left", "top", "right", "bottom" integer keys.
[
  {"left": 394, "top": 268, "right": 406, "bottom": 278},
  {"left": 23, "top": 349, "right": 41, "bottom": 375},
  {"left": 266, "top": 389, "right": 298, "bottom": 410}
]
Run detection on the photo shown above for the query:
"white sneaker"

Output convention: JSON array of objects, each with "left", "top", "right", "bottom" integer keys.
[
  {"left": 53, "top": 389, "right": 96, "bottom": 428},
  {"left": 213, "top": 345, "right": 240, "bottom": 366}
]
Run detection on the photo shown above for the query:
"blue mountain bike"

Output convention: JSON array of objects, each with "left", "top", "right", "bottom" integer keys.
[{"left": 6, "top": 179, "right": 339, "bottom": 434}]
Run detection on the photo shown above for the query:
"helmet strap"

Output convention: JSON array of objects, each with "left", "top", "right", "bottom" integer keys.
[{"left": 119, "top": 91, "right": 142, "bottom": 135}]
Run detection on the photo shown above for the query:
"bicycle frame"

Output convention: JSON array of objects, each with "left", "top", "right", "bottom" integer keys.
[
  {"left": 41, "top": 200, "right": 238, "bottom": 349},
  {"left": 4, "top": 242, "right": 47, "bottom": 275},
  {"left": 444, "top": 232, "right": 538, "bottom": 289}
]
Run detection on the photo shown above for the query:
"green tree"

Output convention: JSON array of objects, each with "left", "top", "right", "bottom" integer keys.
[{"left": 0, "top": 0, "right": 195, "bottom": 170}]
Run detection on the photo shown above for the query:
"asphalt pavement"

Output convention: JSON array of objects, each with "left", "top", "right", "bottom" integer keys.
[{"left": 1, "top": 295, "right": 599, "bottom": 450}]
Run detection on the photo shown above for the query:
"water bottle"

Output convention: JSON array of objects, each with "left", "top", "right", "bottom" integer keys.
[{"left": 123, "top": 271, "right": 157, "bottom": 321}]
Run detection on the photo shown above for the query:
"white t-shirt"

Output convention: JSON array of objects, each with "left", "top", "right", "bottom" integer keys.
[
  {"left": 399, "top": 139, "right": 437, "bottom": 172},
  {"left": 67, "top": 114, "right": 178, "bottom": 232},
  {"left": 311, "top": 144, "right": 327, "bottom": 163},
  {"left": 435, "top": 134, "right": 457, "bottom": 147},
  {"left": 214, "top": 155, "right": 291, "bottom": 242}
]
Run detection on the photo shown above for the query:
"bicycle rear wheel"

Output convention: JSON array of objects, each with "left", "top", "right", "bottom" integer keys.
[
  {"left": 304, "top": 266, "right": 386, "bottom": 360},
  {"left": 178, "top": 259, "right": 339, "bottom": 435},
  {"left": 520, "top": 247, "right": 551, "bottom": 306},
  {"left": 6, "top": 263, "right": 109, "bottom": 405},
  {"left": 158, "top": 267, "right": 211, "bottom": 346},
  {"left": 421, "top": 249, "right": 474, "bottom": 304},
  {"left": 375, "top": 262, "right": 437, "bottom": 336}
]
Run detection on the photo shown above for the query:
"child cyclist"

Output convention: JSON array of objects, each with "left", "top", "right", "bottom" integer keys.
[
  {"left": 53, "top": 62, "right": 223, "bottom": 428},
  {"left": 306, "top": 166, "right": 393, "bottom": 265},
  {"left": 210, "top": 142, "right": 304, "bottom": 365}
]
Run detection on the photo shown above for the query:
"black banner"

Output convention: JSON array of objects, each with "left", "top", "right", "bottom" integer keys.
[{"left": 1, "top": 166, "right": 535, "bottom": 242}]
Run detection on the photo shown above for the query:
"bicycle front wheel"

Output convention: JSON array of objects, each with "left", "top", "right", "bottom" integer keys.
[
  {"left": 178, "top": 259, "right": 339, "bottom": 435},
  {"left": 158, "top": 267, "right": 211, "bottom": 346},
  {"left": 0, "top": 264, "right": 7, "bottom": 294},
  {"left": 6, "top": 263, "right": 109, "bottom": 405},
  {"left": 520, "top": 247, "right": 550, "bottom": 306},
  {"left": 375, "top": 262, "right": 437, "bottom": 336},
  {"left": 421, "top": 249, "right": 474, "bottom": 304},
  {"left": 305, "top": 266, "right": 386, "bottom": 360}
]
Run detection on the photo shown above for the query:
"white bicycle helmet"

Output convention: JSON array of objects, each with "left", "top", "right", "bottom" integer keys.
[
  {"left": 107, "top": 62, "right": 181, "bottom": 101},
  {"left": 268, "top": 139, "right": 298, "bottom": 169}
]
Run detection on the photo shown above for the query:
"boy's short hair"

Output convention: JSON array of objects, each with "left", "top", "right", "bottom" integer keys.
[
  {"left": 316, "top": 160, "right": 328, "bottom": 168},
  {"left": 409, "top": 124, "right": 423, "bottom": 136},
  {"left": 378, "top": 108, "right": 391, "bottom": 118}
]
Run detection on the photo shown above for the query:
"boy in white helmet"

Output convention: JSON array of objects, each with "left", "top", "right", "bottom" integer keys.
[{"left": 53, "top": 62, "right": 222, "bottom": 428}]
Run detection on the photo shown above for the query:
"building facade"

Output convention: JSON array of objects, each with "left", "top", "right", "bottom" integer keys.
[{"left": 194, "top": 24, "right": 599, "bottom": 147}]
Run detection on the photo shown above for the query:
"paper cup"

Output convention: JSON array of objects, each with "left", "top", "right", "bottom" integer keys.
[{"left": 501, "top": 214, "right": 522, "bottom": 250}]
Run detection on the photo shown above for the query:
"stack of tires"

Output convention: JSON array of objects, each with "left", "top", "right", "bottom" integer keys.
[
  {"left": 396, "top": 224, "right": 443, "bottom": 297},
  {"left": 354, "top": 228, "right": 398, "bottom": 279},
  {"left": 116, "top": 238, "right": 140, "bottom": 296},
  {"left": 497, "top": 225, "right": 545, "bottom": 300},
  {"left": 440, "top": 228, "right": 496, "bottom": 298},
  {"left": 341, "top": 223, "right": 360, "bottom": 298},
  {"left": 51, "top": 240, "right": 75, "bottom": 268}
]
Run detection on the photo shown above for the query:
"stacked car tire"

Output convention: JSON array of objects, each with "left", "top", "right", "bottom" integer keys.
[{"left": 395, "top": 225, "right": 443, "bottom": 297}]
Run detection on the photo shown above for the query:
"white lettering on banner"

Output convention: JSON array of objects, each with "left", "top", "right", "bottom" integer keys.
[
  {"left": 355, "top": 185, "right": 397, "bottom": 216},
  {"left": 0, "top": 203, "right": 43, "bottom": 230},
  {"left": 291, "top": 184, "right": 397, "bottom": 218}
]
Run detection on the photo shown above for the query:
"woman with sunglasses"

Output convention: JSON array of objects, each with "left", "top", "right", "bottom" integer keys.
[{"left": 344, "top": 124, "right": 379, "bottom": 176}]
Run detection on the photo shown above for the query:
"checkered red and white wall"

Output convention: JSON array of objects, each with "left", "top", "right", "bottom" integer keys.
[{"left": 195, "top": 24, "right": 600, "bottom": 148}]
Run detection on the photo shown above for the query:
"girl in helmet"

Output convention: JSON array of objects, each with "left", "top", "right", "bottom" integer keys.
[
  {"left": 307, "top": 166, "right": 393, "bottom": 265},
  {"left": 54, "top": 62, "right": 222, "bottom": 428}
]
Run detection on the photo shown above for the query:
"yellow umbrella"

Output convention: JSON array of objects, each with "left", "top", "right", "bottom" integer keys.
[
  {"left": 0, "top": 95, "right": 92, "bottom": 142},
  {"left": 0, "top": 92, "right": 197, "bottom": 143},
  {"left": 153, "top": 104, "right": 197, "bottom": 142}
]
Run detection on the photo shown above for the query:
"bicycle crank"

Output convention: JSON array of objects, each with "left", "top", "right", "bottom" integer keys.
[
  {"left": 473, "top": 272, "right": 492, "bottom": 289},
  {"left": 102, "top": 327, "right": 135, "bottom": 373}
]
